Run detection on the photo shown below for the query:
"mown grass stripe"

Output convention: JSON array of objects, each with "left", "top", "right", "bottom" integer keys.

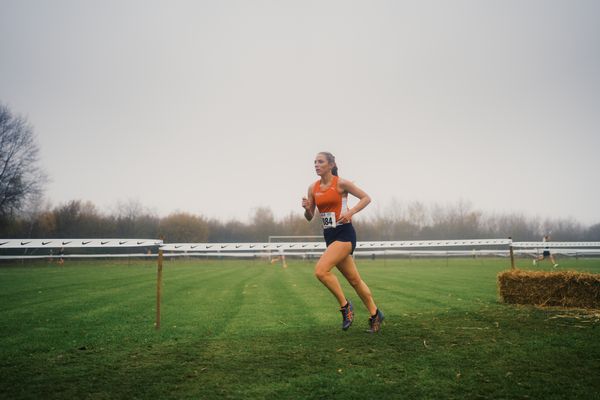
[{"left": 1, "top": 258, "right": 599, "bottom": 399}]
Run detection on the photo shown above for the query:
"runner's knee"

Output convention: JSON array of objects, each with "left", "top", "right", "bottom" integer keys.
[
  {"left": 347, "top": 276, "right": 362, "bottom": 288},
  {"left": 315, "top": 262, "right": 331, "bottom": 281}
]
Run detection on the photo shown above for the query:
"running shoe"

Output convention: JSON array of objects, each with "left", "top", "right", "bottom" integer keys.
[
  {"left": 340, "top": 300, "right": 354, "bottom": 331},
  {"left": 553, "top": 264, "right": 559, "bottom": 268},
  {"left": 367, "top": 309, "right": 384, "bottom": 333},
  {"left": 532, "top": 259, "right": 537, "bottom": 266}
]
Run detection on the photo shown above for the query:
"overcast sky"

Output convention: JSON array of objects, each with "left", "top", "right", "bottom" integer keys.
[{"left": 1, "top": 1, "right": 599, "bottom": 224}]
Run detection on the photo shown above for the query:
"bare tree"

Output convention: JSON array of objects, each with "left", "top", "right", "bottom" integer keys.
[
  {"left": 407, "top": 201, "right": 428, "bottom": 230},
  {"left": 113, "top": 199, "right": 159, "bottom": 238},
  {"left": 52, "top": 200, "right": 109, "bottom": 238},
  {"left": 585, "top": 223, "right": 600, "bottom": 241},
  {"left": 250, "top": 206, "right": 278, "bottom": 241},
  {"left": 0, "top": 103, "right": 47, "bottom": 218},
  {"left": 159, "top": 212, "right": 209, "bottom": 243},
  {"left": 483, "top": 213, "right": 539, "bottom": 241}
]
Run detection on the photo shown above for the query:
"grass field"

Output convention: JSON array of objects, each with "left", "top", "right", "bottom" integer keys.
[{"left": 1, "top": 256, "right": 599, "bottom": 399}]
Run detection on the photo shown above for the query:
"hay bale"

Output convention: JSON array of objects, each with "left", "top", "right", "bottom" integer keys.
[{"left": 498, "top": 269, "right": 600, "bottom": 309}]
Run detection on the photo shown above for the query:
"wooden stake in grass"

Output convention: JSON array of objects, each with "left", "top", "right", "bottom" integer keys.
[
  {"left": 509, "top": 237, "right": 515, "bottom": 270},
  {"left": 156, "top": 246, "right": 163, "bottom": 330}
]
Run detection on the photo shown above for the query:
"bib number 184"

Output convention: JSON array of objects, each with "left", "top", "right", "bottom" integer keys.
[{"left": 321, "top": 212, "right": 336, "bottom": 229}]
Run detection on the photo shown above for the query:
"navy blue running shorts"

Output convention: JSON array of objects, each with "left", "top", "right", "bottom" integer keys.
[
  {"left": 323, "top": 223, "right": 357, "bottom": 254},
  {"left": 543, "top": 250, "right": 550, "bottom": 257}
]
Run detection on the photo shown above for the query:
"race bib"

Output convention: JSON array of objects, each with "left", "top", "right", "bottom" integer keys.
[{"left": 320, "top": 212, "right": 337, "bottom": 229}]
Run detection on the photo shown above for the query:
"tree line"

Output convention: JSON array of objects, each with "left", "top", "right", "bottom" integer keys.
[
  {"left": 1, "top": 102, "right": 598, "bottom": 243},
  {"left": 1, "top": 199, "right": 599, "bottom": 242}
]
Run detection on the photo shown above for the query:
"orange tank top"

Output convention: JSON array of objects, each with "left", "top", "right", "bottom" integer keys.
[{"left": 313, "top": 176, "right": 348, "bottom": 229}]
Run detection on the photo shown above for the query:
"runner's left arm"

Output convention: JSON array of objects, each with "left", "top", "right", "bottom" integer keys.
[{"left": 337, "top": 179, "right": 371, "bottom": 223}]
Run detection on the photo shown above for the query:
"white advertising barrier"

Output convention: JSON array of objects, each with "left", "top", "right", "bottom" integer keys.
[
  {"left": 2, "top": 239, "right": 600, "bottom": 259},
  {"left": 511, "top": 242, "right": 600, "bottom": 248},
  {"left": 160, "top": 239, "right": 513, "bottom": 253},
  {"left": 0, "top": 239, "right": 163, "bottom": 249}
]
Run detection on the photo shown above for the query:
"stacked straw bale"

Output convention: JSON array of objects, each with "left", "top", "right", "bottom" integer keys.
[{"left": 498, "top": 269, "right": 600, "bottom": 308}]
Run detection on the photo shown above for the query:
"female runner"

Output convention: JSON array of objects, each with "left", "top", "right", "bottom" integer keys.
[{"left": 302, "top": 152, "right": 384, "bottom": 333}]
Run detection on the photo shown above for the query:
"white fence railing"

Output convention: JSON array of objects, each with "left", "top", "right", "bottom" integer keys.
[
  {"left": 510, "top": 242, "right": 600, "bottom": 248},
  {"left": 2, "top": 238, "right": 600, "bottom": 260},
  {"left": 0, "top": 239, "right": 163, "bottom": 249},
  {"left": 159, "top": 239, "right": 512, "bottom": 252},
  {"left": 0, "top": 239, "right": 163, "bottom": 260}
]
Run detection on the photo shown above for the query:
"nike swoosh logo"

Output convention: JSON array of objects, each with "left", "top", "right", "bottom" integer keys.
[
  {"left": 101, "top": 241, "right": 109, "bottom": 245},
  {"left": 137, "top": 241, "right": 144, "bottom": 245},
  {"left": 42, "top": 241, "right": 52, "bottom": 245},
  {"left": 82, "top": 241, "right": 91, "bottom": 245},
  {"left": 206, "top": 245, "right": 213, "bottom": 249},
  {"left": 0, "top": 241, "right": 8, "bottom": 246},
  {"left": 175, "top": 245, "right": 182, "bottom": 249},
  {"left": 250, "top": 245, "right": 255, "bottom": 248},
  {"left": 236, "top": 245, "right": 242, "bottom": 248},
  {"left": 21, "top": 241, "right": 31, "bottom": 245},
  {"left": 119, "top": 241, "right": 127, "bottom": 245},
  {"left": 221, "top": 245, "right": 227, "bottom": 249},
  {"left": 191, "top": 245, "right": 198, "bottom": 249},
  {"left": 62, "top": 241, "right": 72, "bottom": 245}
]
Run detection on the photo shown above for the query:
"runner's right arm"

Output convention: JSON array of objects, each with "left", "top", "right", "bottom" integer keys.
[{"left": 302, "top": 183, "right": 316, "bottom": 221}]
